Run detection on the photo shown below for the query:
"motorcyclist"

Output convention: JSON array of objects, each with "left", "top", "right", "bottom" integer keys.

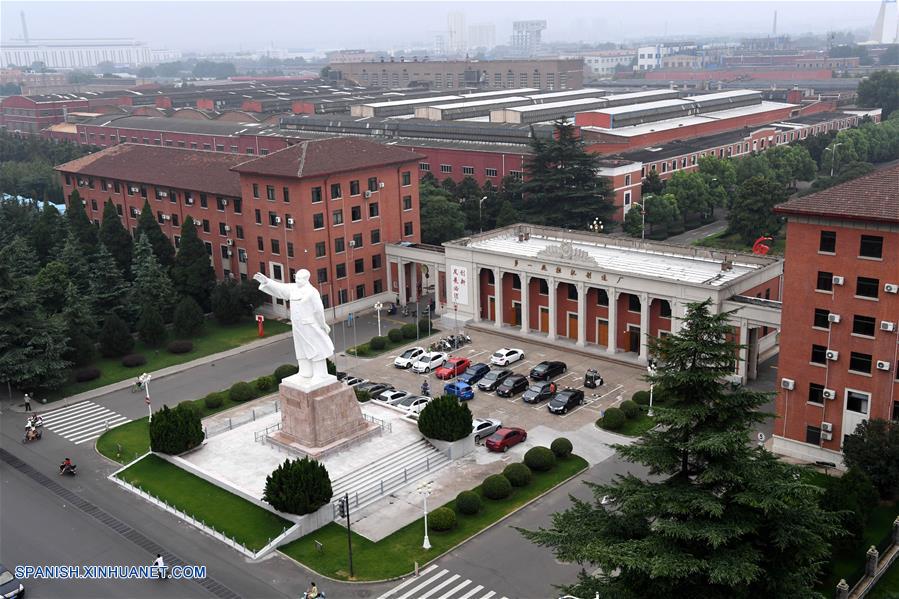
[
  {"left": 59, "top": 457, "right": 73, "bottom": 474},
  {"left": 421, "top": 380, "right": 430, "bottom": 396},
  {"left": 25, "top": 425, "right": 38, "bottom": 441},
  {"left": 305, "top": 581, "right": 320, "bottom": 598}
]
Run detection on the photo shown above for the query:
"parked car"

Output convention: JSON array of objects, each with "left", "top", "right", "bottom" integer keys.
[
  {"left": 335, "top": 371, "right": 347, "bottom": 381},
  {"left": 344, "top": 376, "right": 368, "bottom": 387},
  {"left": 458, "top": 363, "right": 491, "bottom": 385},
  {"left": 522, "top": 380, "right": 558, "bottom": 404},
  {"left": 435, "top": 356, "right": 472, "bottom": 380},
  {"left": 396, "top": 394, "right": 430, "bottom": 411},
  {"left": 485, "top": 427, "right": 527, "bottom": 452},
  {"left": 357, "top": 382, "right": 394, "bottom": 397},
  {"left": 490, "top": 347, "right": 525, "bottom": 366},
  {"left": 472, "top": 418, "right": 502, "bottom": 442},
  {"left": 496, "top": 374, "right": 529, "bottom": 397},
  {"left": 443, "top": 381, "right": 475, "bottom": 401},
  {"left": 548, "top": 388, "right": 585, "bottom": 414},
  {"left": 0, "top": 563, "right": 24, "bottom": 598},
  {"left": 404, "top": 396, "right": 432, "bottom": 415},
  {"left": 477, "top": 368, "right": 513, "bottom": 392},
  {"left": 584, "top": 368, "right": 604, "bottom": 388},
  {"left": 377, "top": 389, "right": 410, "bottom": 405},
  {"left": 394, "top": 346, "right": 425, "bottom": 369},
  {"left": 529, "top": 360, "right": 567, "bottom": 381},
  {"left": 411, "top": 352, "right": 448, "bottom": 374}
]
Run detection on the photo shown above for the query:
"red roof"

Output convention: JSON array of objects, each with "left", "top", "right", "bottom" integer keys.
[
  {"left": 775, "top": 163, "right": 899, "bottom": 225},
  {"left": 54, "top": 144, "right": 245, "bottom": 197},
  {"left": 231, "top": 137, "right": 424, "bottom": 179}
]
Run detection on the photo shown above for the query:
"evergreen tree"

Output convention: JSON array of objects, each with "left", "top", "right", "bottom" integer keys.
[
  {"left": 132, "top": 233, "right": 175, "bottom": 318},
  {"left": 419, "top": 181, "right": 465, "bottom": 244},
  {"left": 137, "top": 303, "right": 167, "bottom": 348},
  {"left": 520, "top": 121, "right": 614, "bottom": 229},
  {"left": 211, "top": 279, "right": 244, "bottom": 324},
  {"left": 98, "top": 313, "right": 134, "bottom": 358},
  {"left": 98, "top": 199, "right": 134, "bottom": 279},
  {"left": 170, "top": 216, "right": 215, "bottom": 310},
  {"left": 91, "top": 243, "right": 132, "bottom": 326},
  {"left": 33, "top": 261, "right": 70, "bottom": 315},
  {"left": 31, "top": 202, "right": 66, "bottom": 266},
  {"left": 641, "top": 169, "right": 665, "bottom": 195},
  {"left": 520, "top": 301, "right": 841, "bottom": 598},
  {"left": 65, "top": 188, "right": 99, "bottom": 257},
  {"left": 172, "top": 296, "right": 205, "bottom": 338},
  {"left": 0, "top": 235, "right": 39, "bottom": 281},
  {"left": 728, "top": 176, "right": 786, "bottom": 244},
  {"left": 135, "top": 199, "right": 175, "bottom": 269},
  {"left": 494, "top": 200, "right": 520, "bottom": 228},
  {"left": 62, "top": 281, "right": 97, "bottom": 366}
]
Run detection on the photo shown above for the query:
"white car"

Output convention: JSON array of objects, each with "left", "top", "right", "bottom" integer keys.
[
  {"left": 377, "top": 389, "right": 410, "bottom": 405},
  {"left": 411, "top": 352, "right": 448, "bottom": 374},
  {"left": 472, "top": 418, "right": 502, "bottom": 442},
  {"left": 404, "top": 396, "right": 432, "bottom": 415},
  {"left": 394, "top": 347, "right": 425, "bottom": 369},
  {"left": 490, "top": 347, "right": 525, "bottom": 366}
]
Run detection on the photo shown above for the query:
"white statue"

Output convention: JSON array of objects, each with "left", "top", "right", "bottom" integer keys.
[{"left": 253, "top": 269, "right": 334, "bottom": 381}]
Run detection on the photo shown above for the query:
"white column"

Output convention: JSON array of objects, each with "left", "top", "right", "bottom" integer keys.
[
  {"left": 431, "top": 264, "right": 440, "bottom": 314},
  {"left": 410, "top": 262, "right": 418, "bottom": 303},
  {"left": 576, "top": 282, "right": 586, "bottom": 347},
  {"left": 639, "top": 292, "right": 650, "bottom": 363},
  {"left": 386, "top": 258, "right": 394, "bottom": 298},
  {"left": 494, "top": 268, "right": 503, "bottom": 329},
  {"left": 397, "top": 259, "right": 406, "bottom": 306},
  {"left": 671, "top": 299, "right": 684, "bottom": 333},
  {"left": 520, "top": 273, "right": 530, "bottom": 334},
  {"left": 737, "top": 318, "right": 748, "bottom": 382},
  {"left": 547, "top": 277, "right": 557, "bottom": 341},
  {"left": 606, "top": 288, "right": 618, "bottom": 354},
  {"left": 472, "top": 265, "right": 481, "bottom": 322}
]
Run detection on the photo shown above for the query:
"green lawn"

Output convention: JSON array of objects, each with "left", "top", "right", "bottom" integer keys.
[
  {"left": 868, "top": 553, "right": 899, "bottom": 598},
  {"left": 280, "top": 455, "right": 588, "bottom": 581},
  {"left": 116, "top": 454, "right": 291, "bottom": 551},
  {"left": 818, "top": 503, "right": 899, "bottom": 593},
  {"left": 693, "top": 230, "right": 786, "bottom": 255},
  {"left": 52, "top": 318, "right": 290, "bottom": 400}
]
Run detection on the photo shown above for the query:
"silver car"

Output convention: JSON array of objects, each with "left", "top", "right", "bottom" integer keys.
[
  {"left": 396, "top": 395, "right": 431, "bottom": 414},
  {"left": 472, "top": 418, "right": 502, "bottom": 442},
  {"left": 377, "top": 389, "right": 410, "bottom": 405}
]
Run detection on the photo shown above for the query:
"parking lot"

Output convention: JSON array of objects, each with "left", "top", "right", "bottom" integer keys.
[{"left": 338, "top": 327, "right": 649, "bottom": 438}]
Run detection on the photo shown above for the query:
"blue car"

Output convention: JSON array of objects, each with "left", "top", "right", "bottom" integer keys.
[
  {"left": 444, "top": 381, "right": 475, "bottom": 401},
  {"left": 458, "top": 363, "right": 490, "bottom": 385}
]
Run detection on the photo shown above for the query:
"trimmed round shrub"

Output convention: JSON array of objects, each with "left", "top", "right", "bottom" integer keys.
[
  {"left": 229, "top": 381, "right": 254, "bottom": 403},
  {"left": 370, "top": 336, "right": 387, "bottom": 350},
  {"left": 121, "top": 353, "right": 147, "bottom": 368},
  {"left": 255, "top": 375, "right": 275, "bottom": 393},
  {"left": 401, "top": 323, "right": 418, "bottom": 339},
  {"left": 482, "top": 474, "right": 513, "bottom": 500},
  {"left": 503, "top": 462, "right": 532, "bottom": 487},
  {"left": 387, "top": 328, "right": 403, "bottom": 343},
  {"left": 600, "top": 407, "right": 625, "bottom": 431},
  {"left": 620, "top": 399, "right": 641, "bottom": 419},
  {"left": 418, "top": 395, "right": 473, "bottom": 442},
  {"left": 74, "top": 367, "right": 101, "bottom": 382},
  {"left": 550, "top": 437, "right": 573, "bottom": 459},
  {"left": 354, "top": 388, "right": 372, "bottom": 402},
  {"left": 203, "top": 392, "right": 224, "bottom": 410},
  {"left": 524, "top": 446, "right": 556, "bottom": 472},
  {"left": 428, "top": 507, "right": 457, "bottom": 532},
  {"left": 418, "top": 317, "right": 432, "bottom": 333},
  {"left": 632, "top": 390, "right": 651, "bottom": 406},
  {"left": 263, "top": 457, "right": 332, "bottom": 516},
  {"left": 456, "top": 490, "right": 482, "bottom": 515},
  {"left": 167, "top": 339, "right": 194, "bottom": 354},
  {"left": 273, "top": 363, "right": 299, "bottom": 383},
  {"left": 149, "top": 403, "right": 204, "bottom": 455}
]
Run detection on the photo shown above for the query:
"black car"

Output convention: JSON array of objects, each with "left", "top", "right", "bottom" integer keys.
[
  {"left": 477, "top": 369, "right": 513, "bottom": 392},
  {"left": 356, "top": 382, "right": 394, "bottom": 397},
  {"left": 530, "top": 360, "right": 567, "bottom": 381},
  {"left": 547, "top": 388, "right": 584, "bottom": 414},
  {"left": 0, "top": 563, "right": 24, "bottom": 598},
  {"left": 522, "top": 380, "right": 558, "bottom": 404},
  {"left": 496, "top": 374, "right": 529, "bottom": 397},
  {"left": 458, "top": 363, "right": 491, "bottom": 385}
]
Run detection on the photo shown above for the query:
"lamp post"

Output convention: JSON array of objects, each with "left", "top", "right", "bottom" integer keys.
[
  {"left": 374, "top": 301, "right": 383, "bottom": 337},
  {"left": 825, "top": 143, "right": 843, "bottom": 178},
  {"left": 631, "top": 202, "right": 646, "bottom": 241},
  {"left": 478, "top": 196, "right": 487, "bottom": 233},
  {"left": 588, "top": 218, "right": 603, "bottom": 235},
  {"left": 418, "top": 481, "right": 434, "bottom": 550},
  {"left": 139, "top": 372, "right": 153, "bottom": 422},
  {"left": 646, "top": 361, "right": 656, "bottom": 417}
]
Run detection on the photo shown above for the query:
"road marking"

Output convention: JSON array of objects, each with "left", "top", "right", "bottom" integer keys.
[
  {"left": 417, "top": 574, "right": 460, "bottom": 599},
  {"left": 377, "top": 567, "right": 504, "bottom": 599},
  {"left": 456, "top": 586, "right": 484, "bottom": 599},
  {"left": 393, "top": 569, "right": 449, "bottom": 599},
  {"left": 434, "top": 579, "right": 471, "bottom": 599},
  {"left": 466, "top": 349, "right": 487, "bottom": 359},
  {"left": 41, "top": 401, "right": 131, "bottom": 445},
  {"left": 375, "top": 565, "right": 439, "bottom": 599}
]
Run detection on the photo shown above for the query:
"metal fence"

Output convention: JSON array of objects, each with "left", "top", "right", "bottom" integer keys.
[{"left": 204, "top": 400, "right": 280, "bottom": 438}]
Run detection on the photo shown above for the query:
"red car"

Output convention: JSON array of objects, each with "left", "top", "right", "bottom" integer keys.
[
  {"left": 485, "top": 427, "right": 527, "bottom": 452},
  {"left": 435, "top": 356, "right": 472, "bottom": 380}
]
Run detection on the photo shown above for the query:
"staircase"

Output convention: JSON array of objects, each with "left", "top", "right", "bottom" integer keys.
[{"left": 330, "top": 438, "right": 450, "bottom": 518}]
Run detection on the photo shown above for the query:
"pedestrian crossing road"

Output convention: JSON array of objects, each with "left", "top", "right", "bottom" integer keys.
[
  {"left": 40, "top": 401, "right": 130, "bottom": 445},
  {"left": 376, "top": 565, "right": 510, "bottom": 599}
]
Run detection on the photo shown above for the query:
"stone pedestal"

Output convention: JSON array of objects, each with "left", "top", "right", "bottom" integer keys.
[{"left": 270, "top": 374, "right": 378, "bottom": 460}]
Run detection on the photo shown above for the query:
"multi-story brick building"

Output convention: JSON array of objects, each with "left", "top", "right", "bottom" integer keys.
[
  {"left": 772, "top": 165, "right": 899, "bottom": 465},
  {"left": 55, "top": 139, "right": 424, "bottom": 320}
]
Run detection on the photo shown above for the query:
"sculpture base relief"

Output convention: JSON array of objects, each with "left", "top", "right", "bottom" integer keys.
[{"left": 272, "top": 375, "right": 378, "bottom": 460}]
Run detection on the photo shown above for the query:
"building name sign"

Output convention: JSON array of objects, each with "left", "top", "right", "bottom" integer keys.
[{"left": 450, "top": 265, "right": 469, "bottom": 305}]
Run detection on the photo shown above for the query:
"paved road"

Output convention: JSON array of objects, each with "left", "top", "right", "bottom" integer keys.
[{"left": 665, "top": 217, "right": 729, "bottom": 245}]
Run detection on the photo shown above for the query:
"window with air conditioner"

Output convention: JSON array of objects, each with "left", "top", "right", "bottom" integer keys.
[
  {"left": 805, "top": 425, "right": 821, "bottom": 445},
  {"left": 813, "top": 308, "right": 830, "bottom": 329},
  {"left": 816, "top": 271, "right": 833, "bottom": 292},
  {"left": 849, "top": 352, "right": 872, "bottom": 374},
  {"left": 857, "top": 277, "right": 880, "bottom": 299},
  {"left": 810, "top": 344, "right": 827, "bottom": 365},
  {"left": 853, "top": 315, "right": 876, "bottom": 337},
  {"left": 808, "top": 383, "right": 825, "bottom": 405}
]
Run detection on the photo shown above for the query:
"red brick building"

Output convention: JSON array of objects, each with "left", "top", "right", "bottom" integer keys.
[
  {"left": 55, "top": 139, "right": 423, "bottom": 320},
  {"left": 772, "top": 165, "right": 899, "bottom": 465}
]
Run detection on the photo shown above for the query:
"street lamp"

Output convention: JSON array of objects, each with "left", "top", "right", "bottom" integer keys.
[
  {"left": 418, "top": 481, "right": 434, "bottom": 550},
  {"left": 630, "top": 202, "right": 646, "bottom": 241},
  {"left": 478, "top": 196, "right": 487, "bottom": 233},
  {"left": 374, "top": 301, "right": 383, "bottom": 337},
  {"left": 139, "top": 372, "right": 153, "bottom": 422},
  {"left": 588, "top": 218, "right": 603, "bottom": 234},
  {"left": 825, "top": 143, "right": 843, "bottom": 178},
  {"left": 646, "top": 360, "right": 656, "bottom": 417}
]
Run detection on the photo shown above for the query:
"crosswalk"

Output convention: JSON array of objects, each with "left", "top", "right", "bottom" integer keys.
[
  {"left": 376, "top": 565, "right": 509, "bottom": 599},
  {"left": 40, "top": 401, "right": 130, "bottom": 445}
]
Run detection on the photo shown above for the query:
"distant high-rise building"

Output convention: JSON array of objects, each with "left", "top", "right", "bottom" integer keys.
[
  {"left": 433, "top": 33, "right": 449, "bottom": 56},
  {"left": 870, "top": 0, "right": 899, "bottom": 43},
  {"left": 468, "top": 23, "right": 496, "bottom": 51},
  {"left": 447, "top": 12, "right": 467, "bottom": 54},
  {"left": 512, "top": 21, "right": 547, "bottom": 56}
]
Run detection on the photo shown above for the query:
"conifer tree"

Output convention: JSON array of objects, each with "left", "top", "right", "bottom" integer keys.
[
  {"left": 171, "top": 216, "right": 215, "bottom": 310},
  {"left": 99, "top": 199, "right": 134, "bottom": 279},
  {"left": 135, "top": 199, "right": 175, "bottom": 269},
  {"left": 62, "top": 281, "right": 98, "bottom": 366},
  {"left": 60, "top": 229, "right": 92, "bottom": 296},
  {"left": 65, "top": 188, "right": 99, "bottom": 257},
  {"left": 132, "top": 233, "right": 175, "bottom": 318},
  {"left": 31, "top": 202, "right": 66, "bottom": 266},
  {"left": 91, "top": 243, "right": 132, "bottom": 326}
]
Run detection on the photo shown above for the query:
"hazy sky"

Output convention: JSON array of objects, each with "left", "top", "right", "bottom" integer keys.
[{"left": 0, "top": 1, "right": 879, "bottom": 53}]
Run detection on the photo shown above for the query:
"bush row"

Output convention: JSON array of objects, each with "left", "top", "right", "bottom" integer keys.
[{"left": 357, "top": 319, "right": 435, "bottom": 355}]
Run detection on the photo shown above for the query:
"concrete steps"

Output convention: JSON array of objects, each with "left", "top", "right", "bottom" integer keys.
[{"left": 330, "top": 438, "right": 449, "bottom": 516}]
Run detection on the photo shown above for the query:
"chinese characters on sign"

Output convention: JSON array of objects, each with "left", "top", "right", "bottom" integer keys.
[{"left": 450, "top": 265, "right": 469, "bottom": 305}]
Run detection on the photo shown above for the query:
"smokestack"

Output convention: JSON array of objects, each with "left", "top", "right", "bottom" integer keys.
[{"left": 20, "top": 11, "right": 29, "bottom": 44}]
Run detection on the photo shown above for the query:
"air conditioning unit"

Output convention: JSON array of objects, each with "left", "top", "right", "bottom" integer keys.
[
  {"left": 378, "top": 181, "right": 385, "bottom": 189},
  {"left": 885, "top": 283, "right": 898, "bottom": 294},
  {"left": 286, "top": 218, "right": 294, "bottom": 226},
  {"left": 274, "top": 216, "right": 282, "bottom": 224},
  {"left": 827, "top": 313, "right": 841, "bottom": 324},
  {"left": 224, "top": 225, "right": 231, "bottom": 232},
  {"left": 881, "top": 321, "right": 896, "bottom": 332},
  {"left": 161, "top": 214, "right": 170, "bottom": 220},
  {"left": 781, "top": 378, "right": 795, "bottom": 390},
  {"left": 821, "top": 431, "right": 833, "bottom": 441},
  {"left": 364, "top": 190, "right": 373, "bottom": 198},
  {"left": 822, "top": 388, "right": 837, "bottom": 400},
  {"left": 81, "top": 200, "right": 87, "bottom": 206},
  {"left": 130, "top": 186, "right": 139, "bottom": 193},
  {"left": 822, "top": 422, "right": 833, "bottom": 433},
  {"left": 826, "top": 350, "right": 839, "bottom": 361},
  {"left": 185, "top": 198, "right": 194, "bottom": 205},
  {"left": 877, "top": 360, "right": 891, "bottom": 371},
  {"left": 226, "top": 239, "right": 234, "bottom": 246},
  {"left": 159, "top": 191, "right": 168, "bottom": 198},
  {"left": 226, "top": 249, "right": 233, "bottom": 257},
  {"left": 832, "top": 275, "right": 844, "bottom": 286},
  {"left": 220, "top": 198, "right": 228, "bottom": 206}
]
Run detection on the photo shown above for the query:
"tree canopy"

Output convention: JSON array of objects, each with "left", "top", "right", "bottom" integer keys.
[{"left": 419, "top": 180, "right": 465, "bottom": 244}]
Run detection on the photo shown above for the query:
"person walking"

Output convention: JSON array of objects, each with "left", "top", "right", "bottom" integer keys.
[
  {"left": 23, "top": 393, "right": 31, "bottom": 412},
  {"left": 152, "top": 554, "right": 167, "bottom": 579}
]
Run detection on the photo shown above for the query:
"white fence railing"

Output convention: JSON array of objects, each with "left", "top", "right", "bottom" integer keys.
[{"left": 204, "top": 399, "right": 279, "bottom": 438}]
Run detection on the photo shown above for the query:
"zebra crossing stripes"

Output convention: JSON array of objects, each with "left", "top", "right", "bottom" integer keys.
[
  {"left": 40, "top": 401, "right": 130, "bottom": 444},
  {"left": 376, "top": 565, "right": 507, "bottom": 599}
]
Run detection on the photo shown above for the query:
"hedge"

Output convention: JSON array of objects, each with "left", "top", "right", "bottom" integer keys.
[
  {"left": 418, "top": 317, "right": 432, "bottom": 333},
  {"left": 599, "top": 407, "right": 625, "bottom": 430},
  {"left": 74, "top": 367, "right": 101, "bottom": 382},
  {"left": 273, "top": 364, "right": 299, "bottom": 383},
  {"left": 550, "top": 437, "right": 573, "bottom": 459},
  {"left": 229, "top": 381, "right": 255, "bottom": 403},
  {"left": 370, "top": 336, "right": 387, "bottom": 350},
  {"left": 203, "top": 392, "right": 225, "bottom": 409},
  {"left": 401, "top": 323, "right": 418, "bottom": 339},
  {"left": 149, "top": 403, "right": 204, "bottom": 455},
  {"left": 387, "top": 328, "right": 403, "bottom": 343},
  {"left": 632, "top": 390, "right": 651, "bottom": 406},
  {"left": 418, "top": 395, "right": 473, "bottom": 442},
  {"left": 503, "top": 462, "right": 532, "bottom": 487},
  {"left": 524, "top": 447, "right": 556, "bottom": 472},
  {"left": 456, "top": 490, "right": 482, "bottom": 515},
  {"left": 428, "top": 507, "right": 457, "bottom": 532},
  {"left": 263, "top": 457, "right": 332, "bottom": 516},
  {"left": 167, "top": 339, "right": 194, "bottom": 354},
  {"left": 620, "top": 399, "right": 640, "bottom": 419},
  {"left": 121, "top": 353, "right": 147, "bottom": 368},
  {"left": 482, "top": 474, "right": 512, "bottom": 500},
  {"left": 255, "top": 375, "right": 275, "bottom": 393},
  {"left": 355, "top": 388, "right": 372, "bottom": 402}
]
